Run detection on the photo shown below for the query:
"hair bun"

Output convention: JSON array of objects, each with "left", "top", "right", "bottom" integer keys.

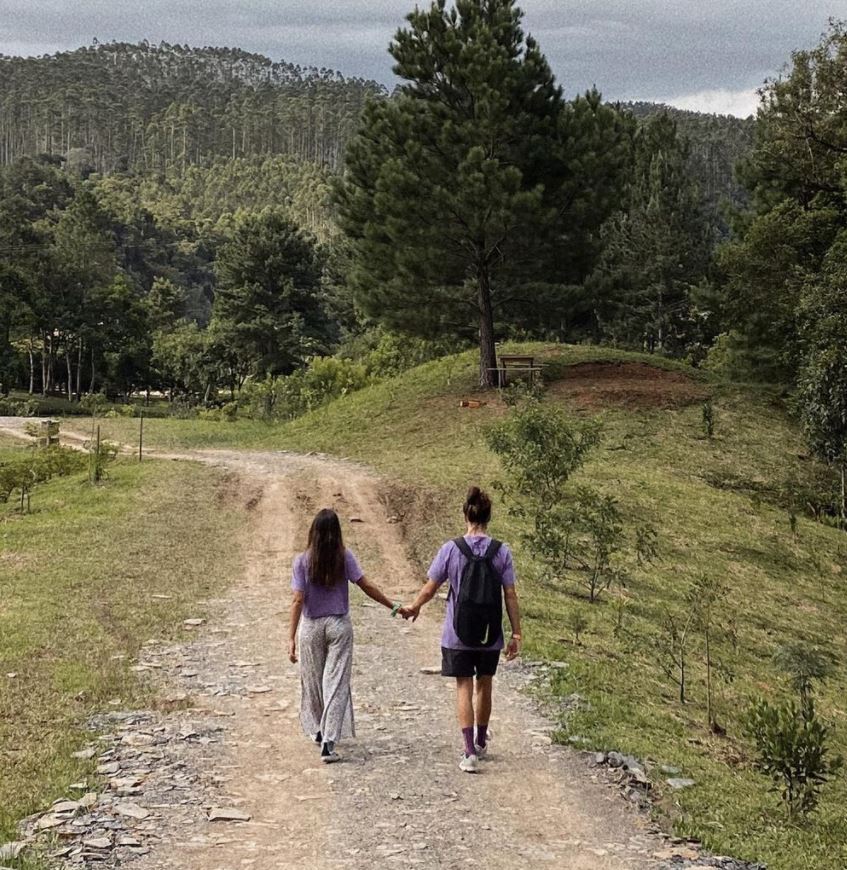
[{"left": 463, "top": 486, "right": 492, "bottom": 525}]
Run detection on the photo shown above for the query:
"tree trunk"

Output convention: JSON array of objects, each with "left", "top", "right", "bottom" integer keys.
[
  {"left": 477, "top": 268, "right": 498, "bottom": 388},
  {"left": 841, "top": 462, "right": 846, "bottom": 532},
  {"left": 65, "top": 350, "right": 73, "bottom": 401},
  {"left": 75, "top": 340, "right": 83, "bottom": 400},
  {"left": 47, "top": 335, "right": 54, "bottom": 394},
  {"left": 28, "top": 342, "right": 35, "bottom": 394},
  {"left": 41, "top": 334, "right": 48, "bottom": 396}
]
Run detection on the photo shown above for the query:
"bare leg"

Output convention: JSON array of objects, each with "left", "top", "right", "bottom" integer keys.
[
  {"left": 475, "top": 675, "right": 493, "bottom": 727},
  {"left": 456, "top": 677, "right": 474, "bottom": 729}
]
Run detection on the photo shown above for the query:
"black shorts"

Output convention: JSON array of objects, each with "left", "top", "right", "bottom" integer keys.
[{"left": 441, "top": 647, "right": 501, "bottom": 678}]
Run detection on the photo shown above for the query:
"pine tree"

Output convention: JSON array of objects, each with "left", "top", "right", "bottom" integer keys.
[
  {"left": 337, "top": 0, "right": 567, "bottom": 387},
  {"left": 211, "top": 211, "right": 326, "bottom": 378}
]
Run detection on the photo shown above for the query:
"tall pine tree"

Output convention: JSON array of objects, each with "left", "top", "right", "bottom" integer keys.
[{"left": 337, "top": 0, "right": 568, "bottom": 386}]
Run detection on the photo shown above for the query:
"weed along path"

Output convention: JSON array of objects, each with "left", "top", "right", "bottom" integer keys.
[{"left": 0, "top": 419, "right": 723, "bottom": 869}]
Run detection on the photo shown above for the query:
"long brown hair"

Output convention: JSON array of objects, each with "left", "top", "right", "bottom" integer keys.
[{"left": 307, "top": 509, "right": 346, "bottom": 587}]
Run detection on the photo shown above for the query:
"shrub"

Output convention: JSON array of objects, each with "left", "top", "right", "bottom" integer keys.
[
  {"left": 237, "top": 356, "right": 371, "bottom": 422},
  {"left": 105, "top": 404, "right": 138, "bottom": 418},
  {"left": 0, "top": 398, "right": 38, "bottom": 416},
  {"left": 347, "top": 329, "right": 456, "bottom": 378},
  {"left": 702, "top": 398, "right": 715, "bottom": 439},
  {"left": 80, "top": 393, "right": 110, "bottom": 415},
  {"left": 487, "top": 402, "right": 656, "bottom": 602},
  {"left": 0, "top": 447, "right": 86, "bottom": 511},
  {"left": 88, "top": 439, "right": 119, "bottom": 484},
  {"left": 773, "top": 643, "right": 836, "bottom": 718},
  {"left": 745, "top": 697, "right": 842, "bottom": 816},
  {"left": 501, "top": 378, "right": 545, "bottom": 407}
]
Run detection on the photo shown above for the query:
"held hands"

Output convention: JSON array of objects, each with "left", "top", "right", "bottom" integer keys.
[
  {"left": 288, "top": 638, "right": 297, "bottom": 664},
  {"left": 399, "top": 604, "right": 420, "bottom": 622},
  {"left": 505, "top": 633, "right": 521, "bottom": 661}
]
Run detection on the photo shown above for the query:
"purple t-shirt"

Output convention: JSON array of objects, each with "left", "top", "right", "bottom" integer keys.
[
  {"left": 427, "top": 535, "right": 516, "bottom": 651},
  {"left": 291, "top": 549, "right": 364, "bottom": 619}
]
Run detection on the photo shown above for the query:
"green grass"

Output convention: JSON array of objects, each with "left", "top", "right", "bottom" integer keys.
[
  {"left": 49, "top": 342, "right": 847, "bottom": 868},
  {"left": 0, "top": 453, "right": 246, "bottom": 859}
]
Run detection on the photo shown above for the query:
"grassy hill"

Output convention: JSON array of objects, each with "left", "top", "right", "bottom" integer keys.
[{"left": 53, "top": 343, "right": 847, "bottom": 868}]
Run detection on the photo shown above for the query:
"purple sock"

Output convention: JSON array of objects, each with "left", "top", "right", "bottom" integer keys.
[
  {"left": 477, "top": 724, "right": 488, "bottom": 748},
  {"left": 462, "top": 727, "right": 475, "bottom": 756}
]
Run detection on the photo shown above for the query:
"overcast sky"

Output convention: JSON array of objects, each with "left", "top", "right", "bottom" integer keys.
[{"left": 0, "top": 0, "right": 842, "bottom": 117}]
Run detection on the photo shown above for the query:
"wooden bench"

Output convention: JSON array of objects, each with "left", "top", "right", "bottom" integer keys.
[{"left": 490, "top": 355, "right": 544, "bottom": 387}]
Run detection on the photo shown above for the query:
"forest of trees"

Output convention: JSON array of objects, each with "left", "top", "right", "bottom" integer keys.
[
  {"left": 624, "top": 102, "right": 756, "bottom": 233},
  {"left": 2, "top": 11, "right": 844, "bottom": 417},
  {"left": 0, "top": 42, "right": 385, "bottom": 173}
]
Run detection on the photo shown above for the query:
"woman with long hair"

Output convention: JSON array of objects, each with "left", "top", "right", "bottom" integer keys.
[
  {"left": 289, "top": 508, "right": 405, "bottom": 763},
  {"left": 404, "top": 486, "right": 522, "bottom": 773}
]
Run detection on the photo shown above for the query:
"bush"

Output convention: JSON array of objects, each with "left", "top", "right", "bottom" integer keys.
[
  {"left": 745, "top": 697, "right": 842, "bottom": 816},
  {"left": 0, "top": 398, "right": 38, "bottom": 417},
  {"left": 237, "top": 356, "right": 371, "bottom": 422},
  {"left": 501, "top": 378, "right": 545, "bottom": 407},
  {"left": 105, "top": 404, "right": 138, "bottom": 418},
  {"left": 0, "top": 447, "right": 86, "bottom": 511},
  {"left": 341, "top": 329, "right": 457, "bottom": 379},
  {"left": 80, "top": 393, "right": 110, "bottom": 415},
  {"left": 486, "top": 402, "right": 656, "bottom": 602},
  {"left": 197, "top": 402, "right": 239, "bottom": 422},
  {"left": 702, "top": 331, "right": 785, "bottom": 382}
]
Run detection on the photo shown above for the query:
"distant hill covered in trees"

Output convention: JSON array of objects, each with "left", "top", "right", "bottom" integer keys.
[
  {"left": 0, "top": 42, "right": 386, "bottom": 173},
  {"left": 1, "top": 44, "right": 753, "bottom": 204},
  {"left": 623, "top": 101, "right": 757, "bottom": 222}
]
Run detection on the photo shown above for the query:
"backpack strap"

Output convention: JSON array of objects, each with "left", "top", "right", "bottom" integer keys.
[
  {"left": 484, "top": 539, "right": 502, "bottom": 561},
  {"left": 453, "top": 537, "right": 476, "bottom": 561},
  {"left": 449, "top": 537, "right": 476, "bottom": 602}
]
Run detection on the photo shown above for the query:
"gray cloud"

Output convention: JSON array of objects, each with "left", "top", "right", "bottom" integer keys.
[{"left": 0, "top": 0, "right": 839, "bottom": 114}]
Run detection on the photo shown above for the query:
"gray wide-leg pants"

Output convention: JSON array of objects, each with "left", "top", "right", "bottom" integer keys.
[{"left": 298, "top": 614, "right": 355, "bottom": 744}]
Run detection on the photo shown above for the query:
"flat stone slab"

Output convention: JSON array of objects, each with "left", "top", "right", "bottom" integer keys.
[{"left": 208, "top": 808, "right": 251, "bottom": 822}]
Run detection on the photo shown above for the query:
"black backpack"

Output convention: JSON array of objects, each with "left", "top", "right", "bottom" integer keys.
[{"left": 451, "top": 538, "right": 503, "bottom": 647}]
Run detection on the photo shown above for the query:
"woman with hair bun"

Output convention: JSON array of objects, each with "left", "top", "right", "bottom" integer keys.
[{"left": 405, "top": 486, "right": 522, "bottom": 773}]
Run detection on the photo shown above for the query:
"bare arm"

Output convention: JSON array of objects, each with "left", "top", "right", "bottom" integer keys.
[
  {"left": 405, "top": 579, "right": 441, "bottom": 621},
  {"left": 504, "top": 586, "right": 522, "bottom": 660},
  {"left": 289, "top": 590, "right": 304, "bottom": 663},
  {"left": 357, "top": 575, "right": 397, "bottom": 611}
]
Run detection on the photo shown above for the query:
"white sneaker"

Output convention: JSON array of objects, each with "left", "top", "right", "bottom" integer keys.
[
  {"left": 321, "top": 750, "right": 341, "bottom": 764},
  {"left": 475, "top": 727, "right": 492, "bottom": 759},
  {"left": 459, "top": 753, "right": 479, "bottom": 773}
]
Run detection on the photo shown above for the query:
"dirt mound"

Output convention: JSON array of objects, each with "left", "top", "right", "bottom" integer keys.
[{"left": 548, "top": 361, "right": 707, "bottom": 410}]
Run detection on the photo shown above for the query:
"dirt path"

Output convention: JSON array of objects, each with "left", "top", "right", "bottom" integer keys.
[{"left": 2, "top": 418, "right": 702, "bottom": 868}]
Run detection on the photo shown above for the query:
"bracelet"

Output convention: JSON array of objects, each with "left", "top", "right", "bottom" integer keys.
[
  {"left": 390, "top": 603, "right": 401, "bottom": 617},
  {"left": 511, "top": 633, "right": 522, "bottom": 640}
]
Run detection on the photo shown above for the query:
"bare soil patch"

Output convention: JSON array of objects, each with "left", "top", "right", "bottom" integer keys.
[{"left": 548, "top": 362, "right": 708, "bottom": 410}]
